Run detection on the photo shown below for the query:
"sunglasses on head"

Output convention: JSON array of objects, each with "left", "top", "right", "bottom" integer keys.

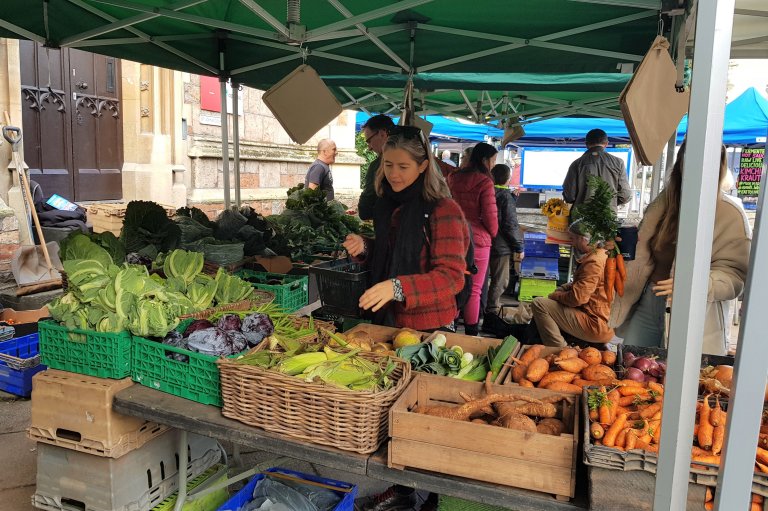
[{"left": 387, "top": 125, "right": 423, "bottom": 138}]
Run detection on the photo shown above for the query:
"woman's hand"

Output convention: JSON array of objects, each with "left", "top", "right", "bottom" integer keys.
[
  {"left": 343, "top": 234, "right": 366, "bottom": 257},
  {"left": 652, "top": 278, "right": 674, "bottom": 297},
  {"left": 359, "top": 280, "right": 395, "bottom": 312}
]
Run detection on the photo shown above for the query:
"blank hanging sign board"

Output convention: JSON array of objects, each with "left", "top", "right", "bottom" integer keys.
[
  {"left": 620, "top": 36, "right": 690, "bottom": 166},
  {"left": 262, "top": 64, "right": 343, "bottom": 145}
]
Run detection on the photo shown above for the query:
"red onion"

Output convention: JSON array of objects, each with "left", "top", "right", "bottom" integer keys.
[
  {"left": 644, "top": 375, "right": 659, "bottom": 383},
  {"left": 633, "top": 357, "right": 656, "bottom": 373},
  {"left": 623, "top": 352, "right": 638, "bottom": 367},
  {"left": 625, "top": 367, "right": 645, "bottom": 382}
]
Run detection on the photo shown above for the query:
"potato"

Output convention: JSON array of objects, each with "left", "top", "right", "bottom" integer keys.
[
  {"left": 601, "top": 350, "right": 617, "bottom": 366},
  {"left": 539, "top": 370, "right": 577, "bottom": 388},
  {"left": 582, "top": 364, "right": 617, "bottom": 382},
  {"left": 526, "top": 358, "right": 550, "bottom": 383},
  {"left": 557, "top": 347, "right": 580, "bottom": 360},
  {"left": 519, "top": 344, "right": 545, "bottom": 365},
  {"left": 555, "top": 357, "right": 589, "bottom": 374},
  {"left": 512, "top": 363, "right": 528, "bottom": 383},
  {"left": 537, "top": 418, "right": 566, "bottom": 436},
  {"left": 579, "top": 347, "right": 602, "bottom": 366}
]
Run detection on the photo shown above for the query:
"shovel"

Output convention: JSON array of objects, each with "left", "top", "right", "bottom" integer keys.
[{"left": 2, "top": 124, "right": 63, "bottom": 295}]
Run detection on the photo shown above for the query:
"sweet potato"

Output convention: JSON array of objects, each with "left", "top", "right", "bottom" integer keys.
[
  {"left": 496, "top": 409, "right": 537, "bottom": 432},
  {"left": 601, "top": 350, "right": 617, "bottom": 366},
  {"left": 544, "top": 381, "right": 583, "bottom": 394},
  {"left": 497, "top": 401, "right": 557, "bottom": 418},
  {"left": 579, "top": 347, "right": 602, "bottom": 366},
  {"left": 544, "top": 353, "right": 557, "bottom": 366},
  {"left": 590, "top": 422, "right": 605, "bottom": 440},
  {"left": 572, "top": 378, "right": 593, "bottom": 388},
  {"left": 526, "top": 358, "right": 550, "bottom": 383},
  {"left": 555, "top": 357, "right": 589, "bottom": 374},
  {"left": 520, "top": 344, "right": 545, "bottom": 365},
  {"left": 518, "top": 378, "right": 534, "bottom": 388},
  {"left": 537, "top": 418, "right": 566, "bottom": 436},
  {"left": 511, "top": 363, "right": 528, "bottom": 383},
  {"left": 557, "top": 347, "right": 580, "bottom": 360},
  {"left": 471, "top": 418, "right": 488, "bottom": 424},
  {"left": 581, "top": 364, "right": 617, "bottom": 382},
  {"left": 539, "top": 370, "right": 577, "bottom": 388},
  {"left": 711, "top": 424, "right": 724, "bottom": 455}
]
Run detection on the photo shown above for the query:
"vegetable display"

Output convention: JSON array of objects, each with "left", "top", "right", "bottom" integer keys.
[
  {"left": 47, "top": 247, "right": 255, "bottom": 338},
  {"left": 415, "top": 372, "right": 571, "bottom": 436},
  {"left": 510, "top": 344, "right": 618, "bottom": 394},
  {"left": 265, "top": 185, "right": 361, "bottom": 261},
  {"left": 233, "top": 340, "right": 397, "bottom": 392},
  {"left": 395, "top": 333, "right": 518, "bottom": 382}
]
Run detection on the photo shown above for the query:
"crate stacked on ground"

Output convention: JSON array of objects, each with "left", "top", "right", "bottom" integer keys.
[
  {"left": 28, "top": 369, "right": 222, "bottom": 511},
  {"left": 0, "top": 333, "right": 46, "bottom": 397},
  {"left": 87, "top": 202, "right": 176, "bottom": 235},
  {"left": 518, "top": 232, "right": 560, "bottom": 301}
]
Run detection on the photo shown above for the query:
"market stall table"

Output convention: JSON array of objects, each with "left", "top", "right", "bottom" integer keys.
[{"left": 113, "top": 385, "right": 587, "bottom": 511}]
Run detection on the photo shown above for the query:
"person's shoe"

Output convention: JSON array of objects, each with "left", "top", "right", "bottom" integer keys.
[
  {"left": 481, "top": 313, "right": 500, "bottom": 334},
  {"left": 464, "top": 323, "right": 479, "bottom": 336},
  {"left": 361, "top": 486, "right": 417, "bottom": 511}
]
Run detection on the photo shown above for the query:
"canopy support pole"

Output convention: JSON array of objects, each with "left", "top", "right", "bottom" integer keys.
[
  {"left": 232, "top": 82, "right": 241, "bottom": 208},
  {"left": 715, "top": 134, "right": 768, "bottom": 511},
  {"left": 653, "top": 1, "right": 734, "bottom": 510},
  {"left": 220, "top": 76, "right": 230, "bottom": 210}
]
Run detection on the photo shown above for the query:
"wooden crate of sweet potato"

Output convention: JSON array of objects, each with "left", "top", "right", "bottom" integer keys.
[
  {"left": 503, "top": 344, "right": 618, "bottom": 393},
  {"left": 388, "top": 372, "right": 579, "bottom": 500}
]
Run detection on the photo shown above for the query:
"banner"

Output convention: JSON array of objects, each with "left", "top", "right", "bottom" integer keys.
[{"left": 737, "top": 147, "right": 765, "bottom": 210}]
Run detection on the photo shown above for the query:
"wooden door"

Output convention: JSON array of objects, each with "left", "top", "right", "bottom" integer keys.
[{"left": 20, "top": 42, "right": 123, "bottom": 201}]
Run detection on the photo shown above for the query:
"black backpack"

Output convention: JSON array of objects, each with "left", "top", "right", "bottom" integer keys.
[{"left": 425, "top": 218, "right": 477, "bottom": 310}]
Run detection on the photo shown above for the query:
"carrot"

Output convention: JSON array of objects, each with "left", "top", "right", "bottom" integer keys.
[
  {"left": 603, "top": 412, "right": 629, "bottom": 447},
  {"left": 647, "top": 381, "right": 664, "bottom": 396},
  {"left": 650, "top": 421, "right": 662, "bottom": 444},
  {"left": 604, "top": 256, "right": 616, "bottom": 300},
  {"left": 590, "top": 422, "right": 605, "bottom": 440},
  {"left": 756, "top": 461, "right": 768, "bottom": 474},
  {"left": 705, "top": 487, "right": 714, "bottom": 503},
  {"left": 625, "top": 428, "right": 638, "bottom": 450},
  {"left": 692, "top": 446, "right": 711, "bottom": 457},
  {"left": 597, "top": 386, "right": 612, "bottom": 425},
  {"left": 619, "top": 386, "right": 650, "bottom": 396},
  {"left": 607, "top": 389, "right": 621, "bottom": 423},
  {"left": 711, "top": 424, "right": 725, "bottom": 455},
  {"left": 640, "top": 402, "right": 663, "bottom": 419},
  {"left": 651, "top": 410, "right": 662, "bottom": 421},
  {"left": 704, "top": 502, "right": 713, "bottom": 511},
  {"left": 693, "top": 423, "right": 699, "bottom": 437},
  {"left": 710, "top": 396, "right": 724, "bottom": 427},
  {"left": 756, "top": 447, "right": 768, "bottom": 466},
  {"left": 618, "top": 379, "right": 646, "bottom": 388},
  {"left": 615, "top": 428, "right": 628, "bottom": 449},
  {"left": 589, "top": 408, "right": 599, "bottom": 421},
  {"left": 749, "top": 503, "right": 761, "bottom": 511},
  {"left": 616, "top": 253, "right": 627, "bottom": 280},
  {"left": 753, "top": 494, "right": 764, "bottom": 504},
  {"left": 698, "top": 395, "right": 714, "bottom": 450},
  {"left": 614, "top": 270, "right": 625, "bottom": 297}
]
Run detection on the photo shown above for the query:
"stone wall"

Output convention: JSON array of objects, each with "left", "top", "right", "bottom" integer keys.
[{"left": 0, "top": 205, "right": 19, "bottom": 281}]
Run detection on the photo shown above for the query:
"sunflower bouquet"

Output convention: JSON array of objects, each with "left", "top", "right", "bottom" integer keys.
[{"left": 541, "top": 198, "right": 570, "bottom": 218}]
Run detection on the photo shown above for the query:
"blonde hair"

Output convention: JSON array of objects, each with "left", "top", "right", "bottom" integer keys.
[
  {"left": 375, "top": 133, "right": 452, "bottom": 201},
  {"left": 648, "top": 142, "right": 728, "bottom": 257}
]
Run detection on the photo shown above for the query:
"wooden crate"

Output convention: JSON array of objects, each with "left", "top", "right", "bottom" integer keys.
[
  {"left": 388, "top": 373, "right": 579, "bottom": 500},
  {"left": 87, "top": 202, "right": 176, "bottom": 235}
]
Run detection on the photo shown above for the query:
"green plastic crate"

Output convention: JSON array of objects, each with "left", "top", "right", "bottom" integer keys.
[
  {"left": 131, "top": 335, "right": 240, "bottom": 407},
  {"left": 151, "top": 464, "right": 229, "bottom": 511},
  {"left": 518, "top": 277, "right": 558, "bottom": 302},
  {"left": 234, "top": 270, "right": 308, "bottom": 312},
  {"left": 38, "top": 320, "right": 132, "bottom": 378},
  {"left": 438, "top": 496, "right": 513, "bottom": 511}
]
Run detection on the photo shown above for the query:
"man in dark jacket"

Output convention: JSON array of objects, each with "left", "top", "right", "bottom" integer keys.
[
  {"left": 357, "top": 114, "right": 395, "bottom": 220},
  {"left": 485, "top": 164, "right": 523, "bottom": 318},
  {"left": 562, "top": 128, "right": 631, "bottom": 212}
]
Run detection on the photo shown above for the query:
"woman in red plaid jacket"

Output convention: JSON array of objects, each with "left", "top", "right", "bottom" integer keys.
[{"left": 343, "top": 126, "right": 470, "bottom": 331}]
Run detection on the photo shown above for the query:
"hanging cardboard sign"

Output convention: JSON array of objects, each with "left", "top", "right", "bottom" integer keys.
[{"left": 262, "top": 65, "right": 342, "bottom": 145}]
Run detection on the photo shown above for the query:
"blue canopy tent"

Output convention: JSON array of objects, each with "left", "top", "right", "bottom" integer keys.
[
  {"left": 357, "top": 87, "right": 768, "bottom": 147},
  {"left": 678, "top": 87, "right": 768, "bottom": 145}
]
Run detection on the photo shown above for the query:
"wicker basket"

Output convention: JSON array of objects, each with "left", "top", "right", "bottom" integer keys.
[
  {"left": 218, "top": 351, "right": 411, "bottom": 454},
  {"left": 178, "top": 291, "right": 274, "bottom": 320}
]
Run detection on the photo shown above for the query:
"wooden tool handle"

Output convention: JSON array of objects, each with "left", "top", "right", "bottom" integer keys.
[{"left": 18, "top": 169, "right": 54, "bottom": 271}]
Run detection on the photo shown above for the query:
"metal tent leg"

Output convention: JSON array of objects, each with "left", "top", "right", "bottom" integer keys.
[
  {"left": 220, "top": 77, "right": 230, "bottom": 210},
  {"left": 232, "top": 82, "right": 241, "bottom": 207},
  {"left": 653, "top": 1, "right": 735, "bottom": 510}
]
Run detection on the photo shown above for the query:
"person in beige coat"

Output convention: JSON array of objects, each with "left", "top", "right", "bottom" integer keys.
[{"left": 610, "top": 143, "right": 751, "bottom": 355}]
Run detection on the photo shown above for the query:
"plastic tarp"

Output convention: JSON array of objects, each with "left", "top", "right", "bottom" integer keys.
[{"left": 677, "top": 87, "right": 768, "bottom": 145}]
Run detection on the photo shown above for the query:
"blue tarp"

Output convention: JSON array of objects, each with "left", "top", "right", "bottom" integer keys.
[{"left": 356, "top": 88, "right": 768, "bottom": 146}]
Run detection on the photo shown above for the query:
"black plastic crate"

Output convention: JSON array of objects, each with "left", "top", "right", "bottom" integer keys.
[{"left": 308, "top": 260, "right": 369, "bottom": 317}]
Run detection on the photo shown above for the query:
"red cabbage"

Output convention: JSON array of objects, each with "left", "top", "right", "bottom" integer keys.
[
  {"left": 184, "top": 319, "right": 214, "bottom": 337},
  {"left": 217, "top": 314, "right": 243, "bottom": 332},
  {"left": 241, "top": 312, "right": 274, "bottom": 346}
]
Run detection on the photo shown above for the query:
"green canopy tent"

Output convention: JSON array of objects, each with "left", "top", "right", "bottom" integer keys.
[{"left": 0, "top": 0, "right": 664, "bottom": 206}]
